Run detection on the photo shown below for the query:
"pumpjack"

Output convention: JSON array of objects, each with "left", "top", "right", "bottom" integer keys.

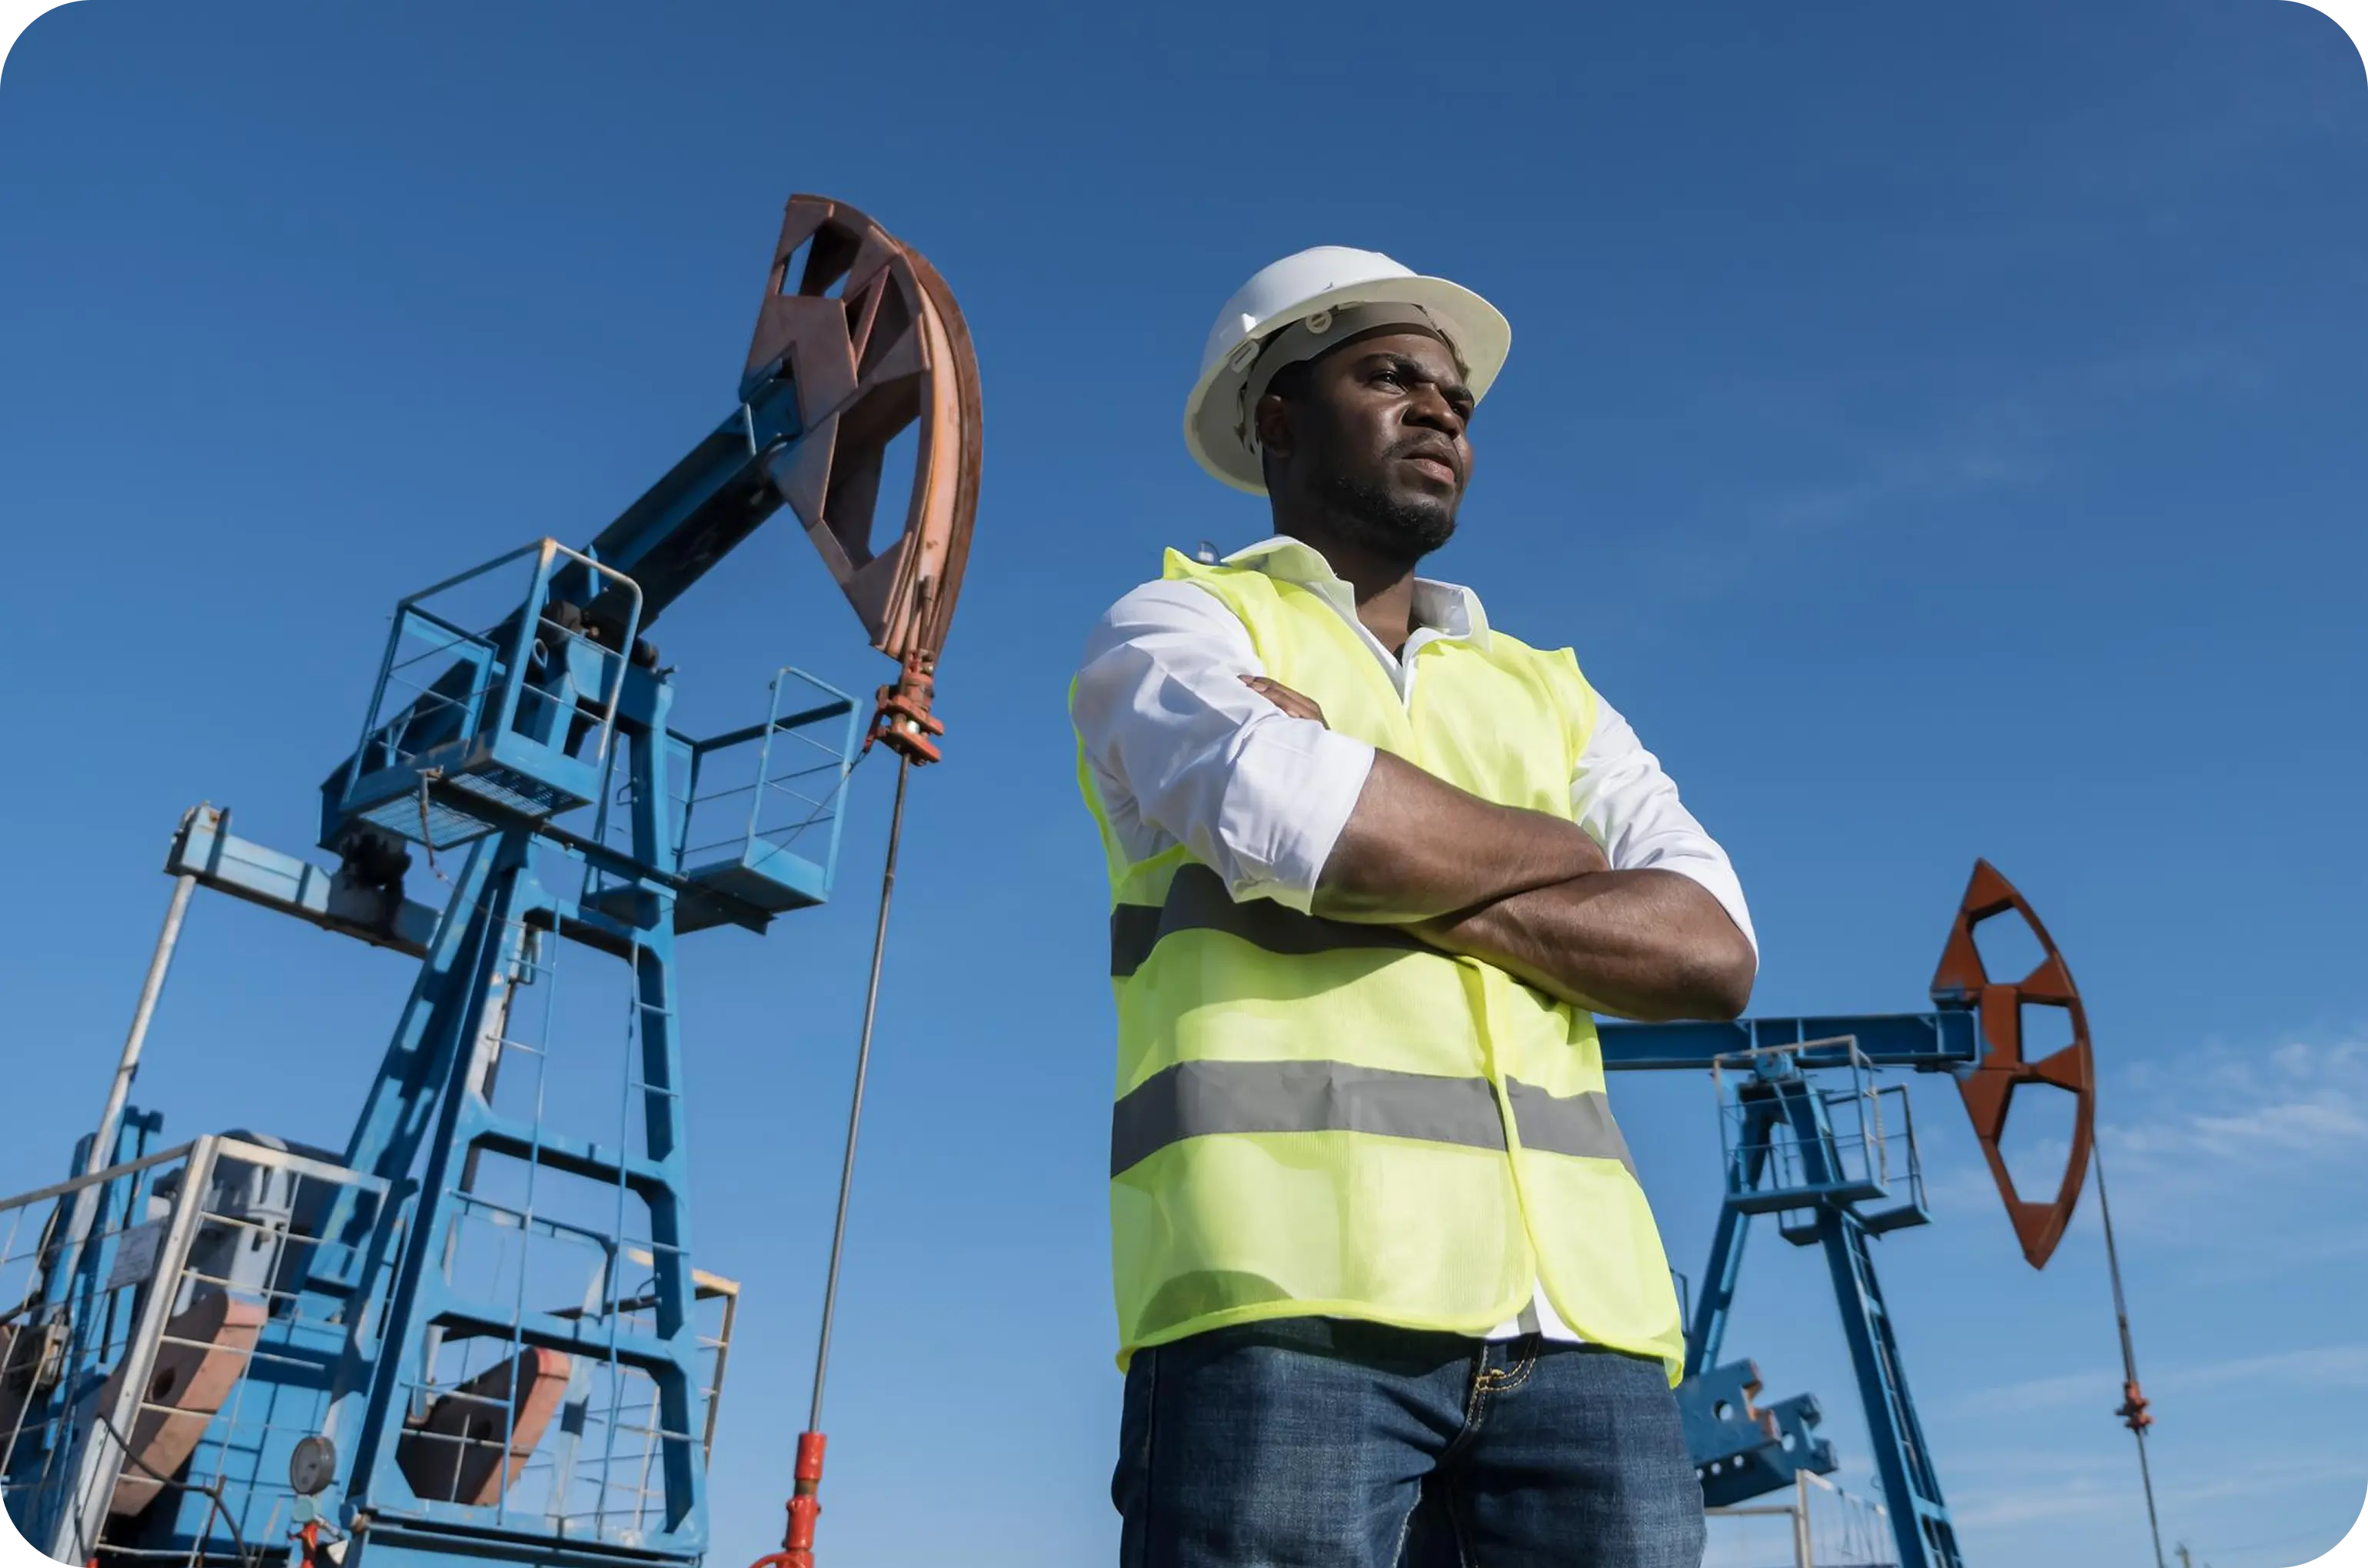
[
  {"left": 0, "top": 194, "right": 980, "bottom": 1568},
  {"left": 1610, "top": 861, "right": 2131, "bottom": 1568}
]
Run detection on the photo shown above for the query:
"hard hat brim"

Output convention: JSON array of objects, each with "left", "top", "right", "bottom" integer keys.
[{"left": 1182, "top": 273, "right": 1510, "bottom": 495}]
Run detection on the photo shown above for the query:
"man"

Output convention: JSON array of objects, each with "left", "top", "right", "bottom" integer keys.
[{"left": 1070, "top": 246, "right": 1758, "bottom": 1568}]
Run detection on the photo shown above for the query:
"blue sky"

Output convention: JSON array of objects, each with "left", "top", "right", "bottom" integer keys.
[{"left": 2, "top": 2, "right": 2363, "bottom": 1566}]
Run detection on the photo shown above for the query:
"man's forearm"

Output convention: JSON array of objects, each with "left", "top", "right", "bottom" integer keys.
[
  {"left": 1248, "top": 675, "right": 1751, "bottom": 1018},
  {"left": 1313, "top": 750, "right": 1609, "bottom": 922},
  {"left": 1415, "top": 869, "right": 1757, "bottom": 1022}
]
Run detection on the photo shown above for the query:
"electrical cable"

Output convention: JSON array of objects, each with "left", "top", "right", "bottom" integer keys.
[{"left": 96, "top": 1410, "right": 257, "bottom": 1568}]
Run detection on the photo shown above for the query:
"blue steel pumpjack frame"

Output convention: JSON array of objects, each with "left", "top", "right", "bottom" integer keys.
[
  {"left": 334, "top": 620, "right": 858, "bottom": 1568},
  {"left": 1601, "top": 1015, "right": 1977, "bottom": 1568},
  {"left": 1598, "top": 857, "right": 2107, "bottom": 1568},
  {"left": 325, "top": 650, "right": 743, "bottom": 1568}
]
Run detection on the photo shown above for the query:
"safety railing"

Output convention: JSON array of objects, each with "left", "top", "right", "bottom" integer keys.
[
  {"left": 2, "top": 1121, "right": 738, "bottom": 1566},
  {"left": 393, "top": 1251, "right": 736, "bottom": 1545},
  {"left": 0, "top": 1135, "right": 391, "bottom": 1568},
  {"left": 331, "top": 540, "right": 646, "bottom": 850},
  {"left": 1705, "top": 1469, "right": 1899, "bottom": 1568},
  {"left": 669, "top": 666, "right": 860, "bottom": 931},
  {"left": 387, "top": 897, "right": 730, "bottom": 1548},
  {"left": 572, "top": 666, "right": 859, "bottom": 938},
  {"left": 1712, "top": 1038, "right": 1927, "bottom": 1224}
]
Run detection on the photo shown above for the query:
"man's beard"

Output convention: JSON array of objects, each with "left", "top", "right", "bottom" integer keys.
[{"left": 1315, "top": 467, "right": 1458, "bottom": 564}]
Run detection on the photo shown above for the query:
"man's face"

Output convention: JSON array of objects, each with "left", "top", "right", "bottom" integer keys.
[{"left": 1258, "top": 328, "right": 1475, "bottom": 563}]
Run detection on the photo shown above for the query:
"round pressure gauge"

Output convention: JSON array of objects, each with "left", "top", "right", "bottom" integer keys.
[{"left": 288, "top": 1434, "right": 338, "bottom": 1497}]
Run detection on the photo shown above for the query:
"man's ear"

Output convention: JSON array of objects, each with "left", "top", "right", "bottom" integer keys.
[{"left": 1252, "top": 391, "right": 1294, "bottom": 464}]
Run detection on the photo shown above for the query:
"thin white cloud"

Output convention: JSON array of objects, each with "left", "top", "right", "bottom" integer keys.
[
  {"left": 2171, "top": 1344, "right": 2368, "bottom": 1394},
  {"left": 1703, "top": 1038, "right": 2364, "bottom": 1270},
  {"left": 1951, "top": 1477, "right": 2135, "bottom": 1530},
  {"left": 1917, "top": 1031, "right": 2368, "bottom": 1251},
  {"left": 2100, "top": 1035, "right": 2366, "bottom": 1223},
  {"left": 1951, "top": 1367, "right": 2114, "bottom": 1420},
  {"left": 2187, "top": 1094, "right": 2368, "bottom": 1155},
  {"left": 1920, "top": 1160, "right": 2008, "bottom": 1218},
  {"left": 1952, "top": 1344, "right": 2368, "bottom": 1420},
  {"left": 1615, "top": 341, "right": 2270, "bottom": 600},
  {"left": 1951, "top": 1449, "right": 2367, "bottom": 1532}
]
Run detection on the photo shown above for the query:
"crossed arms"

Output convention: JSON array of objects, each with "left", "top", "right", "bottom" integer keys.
[
  {"left": 1069, "top": 576, "right": 1756, "bottom": 1025},
  {"left": 1246, "top": 675, "right": 1756, "bottom": 1022}
]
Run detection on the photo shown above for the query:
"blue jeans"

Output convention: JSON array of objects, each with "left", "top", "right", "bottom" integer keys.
[{"left": 1113, "top": 1318, "right": 1705, "bottom": 1568}]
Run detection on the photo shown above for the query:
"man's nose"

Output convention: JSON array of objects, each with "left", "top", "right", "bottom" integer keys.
[{"left": 1405, "top": 384, "right": 1464, "bottom": 438}]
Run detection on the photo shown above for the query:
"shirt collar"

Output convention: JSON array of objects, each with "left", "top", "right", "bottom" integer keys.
[{"left": 1219, "top": 535, "right": 1492, "bottom": 650}]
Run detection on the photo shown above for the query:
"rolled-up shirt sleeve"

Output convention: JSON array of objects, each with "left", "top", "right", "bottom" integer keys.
[
  {"left": 1072, "top": 580, "right": 1376, "bottom": 913},
  {"left": 1572, "top": 697, "right": 1758, "bottom": 958}
]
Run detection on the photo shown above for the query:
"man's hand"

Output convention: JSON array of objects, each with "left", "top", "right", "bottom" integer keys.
[
  {"left": 1239, "top": 672, "right": 1751, "bottom": 1021},
  {"left": 1239, "top": 676, "right": 1605, "bottom": 922},
  {"left": 1239, "top": 674, "right": 1325, "bottom": 726}
]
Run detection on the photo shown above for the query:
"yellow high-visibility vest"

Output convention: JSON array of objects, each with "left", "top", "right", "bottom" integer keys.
[{"left": 1076, "top": 550, "right": 1685, "bottom": 1380}]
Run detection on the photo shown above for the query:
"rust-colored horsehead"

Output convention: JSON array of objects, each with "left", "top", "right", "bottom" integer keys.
[
  {"left": 1929, "top": 859, "right": 2097, "bottom": 1269},
  {"left": 745, "top": 194, "right": 983, "bottom": 762}
]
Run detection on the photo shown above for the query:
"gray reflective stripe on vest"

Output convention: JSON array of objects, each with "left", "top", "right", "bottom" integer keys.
[
  {"left": 1111, "top": 1060, "right": 1504, "bottom": 1176},
  {"left": 1505, "top": 1080, "right": 1636, "bottom": 1176},
  {"left": 1110, "top": 1062, "right": 1637, "bottom": 1178},
  {"left": 1109, "top": 864, "right": 1426, "bottom": 979}
]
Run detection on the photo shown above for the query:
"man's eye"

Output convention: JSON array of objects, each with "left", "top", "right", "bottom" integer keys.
[{"left": 1373, "top": 370, "right": 1402, "bottom": 389}]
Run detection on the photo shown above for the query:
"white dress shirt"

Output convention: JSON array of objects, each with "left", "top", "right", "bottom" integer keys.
[{"left": 1072, "top": 537, "right": 1755, "bottom": 1343}]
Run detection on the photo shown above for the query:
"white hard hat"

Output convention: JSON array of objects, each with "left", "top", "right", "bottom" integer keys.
[{"left": 1184, "top": 245, "right": 1511, "bottom": 494}]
